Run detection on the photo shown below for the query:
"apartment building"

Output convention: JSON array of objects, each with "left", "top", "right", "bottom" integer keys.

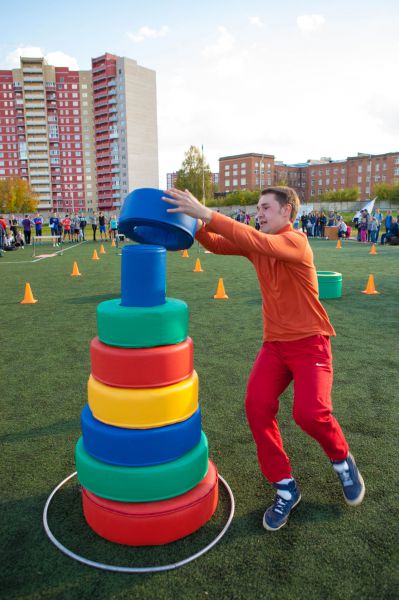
[{"left": 0, "top": 53, "right": 158, "bottom": 212}]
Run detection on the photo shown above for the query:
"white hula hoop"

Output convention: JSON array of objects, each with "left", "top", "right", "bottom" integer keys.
[{"left": 43, "top": 471, "right": 235, "bottom": 573}]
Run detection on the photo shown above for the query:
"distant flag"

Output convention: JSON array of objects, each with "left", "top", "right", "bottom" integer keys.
[{"left": 354, "top": 197, "right": 377, "bottom": 220}]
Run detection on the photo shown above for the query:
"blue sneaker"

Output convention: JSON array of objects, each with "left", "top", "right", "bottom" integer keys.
[
  {"left": 263, "top": 480, "right": 301, "bottom": 531},
  {"left": 332, "top": 453, "right": 365, "bottom": 506}
]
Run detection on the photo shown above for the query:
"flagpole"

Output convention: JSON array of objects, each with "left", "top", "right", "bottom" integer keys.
[{"left": 202, "top": 144, "right": 205, "bottom": 206}]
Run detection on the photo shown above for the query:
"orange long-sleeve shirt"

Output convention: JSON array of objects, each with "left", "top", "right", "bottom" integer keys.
[{"left": 195, "top": 212, "right": 335, "bottom": 342}]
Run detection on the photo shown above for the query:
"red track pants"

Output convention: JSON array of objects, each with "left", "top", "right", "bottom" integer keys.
[{"left": 245, "top": 335, "right": 349, "bottom": 483}]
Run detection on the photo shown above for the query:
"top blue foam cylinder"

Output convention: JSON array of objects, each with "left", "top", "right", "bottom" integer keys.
[
  {"left": 118, "top": 188, "right": 197, "bottom": 251},
  {"left": 121, "top": 245, "right": 166, "bottom": 307}
]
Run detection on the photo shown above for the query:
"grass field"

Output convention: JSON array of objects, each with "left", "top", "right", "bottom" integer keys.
[{"left": 1, "top": 238, "right": 398, "bottom": 600}]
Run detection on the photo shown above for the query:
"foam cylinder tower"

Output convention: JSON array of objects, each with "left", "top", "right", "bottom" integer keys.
[{"left": 75, "top": 244, "right": 219, "bottom": 546}]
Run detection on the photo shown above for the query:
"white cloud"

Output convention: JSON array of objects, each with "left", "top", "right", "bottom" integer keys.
[
  {"left": 45, "top": 51, "right": 79, "bottom": 70},
  {"left": 127, "top": 25, "right": 169, "bottom": 43},
  {"left": 249, "top": 16, "right": 264, "bottom": 28},
  {"left": 4, "top": 46, "right": 79, "bottom": 69},
  {"left": 202, "top": 26, "right": 234, "bottom": 58},
  {"left": 296, "top": 14, "right": 326, "bottom": 33},
  {"left": 5, "top": 46, "right": 44, "bottom": 67}
]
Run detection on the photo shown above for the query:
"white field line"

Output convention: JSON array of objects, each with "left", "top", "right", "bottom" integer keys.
[{"left": 0, "top": 241, "right": 87, "bottom": 264}]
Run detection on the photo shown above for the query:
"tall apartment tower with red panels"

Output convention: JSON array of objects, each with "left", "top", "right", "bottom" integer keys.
[
  {"left": 0, "top": 53, "right": 158, "bottom": 213},
  {"left": 92, "top": 53, "right": 158, "bottom": 212}
]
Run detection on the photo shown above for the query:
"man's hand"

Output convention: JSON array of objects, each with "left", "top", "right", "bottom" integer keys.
[{"left": 162, "top": 188, "right": 213, "bottom": 223}]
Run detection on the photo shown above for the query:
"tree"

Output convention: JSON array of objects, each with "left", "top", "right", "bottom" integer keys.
[
  {"left": 0, "top": 177, "right": 39, "bottom": 213},
  {"left": 174, "top": 146, "right": 214, "bottom": 203},
  {"left": 373, "top": 182, "right": 399, "bottom": 204},
  {"left": 315, "top": 187, "right": 359, "bottom": 203}
]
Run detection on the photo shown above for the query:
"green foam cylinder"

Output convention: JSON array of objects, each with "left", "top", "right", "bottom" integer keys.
[
  {"left": 317, "top": 271, "right": 342, "bottom": 299},
  {"left": 96, "top": 298, "right": 189, "bottom": 348},
  {"left": 75, "top": 433, "right": 209, "bottom": 502}
]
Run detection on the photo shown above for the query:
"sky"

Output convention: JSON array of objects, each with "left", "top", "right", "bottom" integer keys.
[{"left": 1, "top": 0, "right": 399, "bottom": 187}]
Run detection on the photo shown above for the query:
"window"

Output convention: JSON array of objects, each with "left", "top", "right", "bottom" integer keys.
[
  {"left": 225, "top": 179, "right": 230, "bottom": 186},
  {"left": 240, "top": 178, "right": 246, "bottom": 185},
  {"left": 358, "top": 165, "right": 362, "bottom": 173}
]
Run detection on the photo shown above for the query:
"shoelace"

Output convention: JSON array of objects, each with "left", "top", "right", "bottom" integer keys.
[
  {"left": 338, "top": 469, "right": 353, "bottom": 487},
  {"left": 273, "top": 495, "right": 290, "bottom": 515}
]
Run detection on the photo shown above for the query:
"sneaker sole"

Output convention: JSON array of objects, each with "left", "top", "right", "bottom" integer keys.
[
  {"left": 343, "top": 471, "right": 365, "bottom": 506},
  {"left": 262, "top": 494, "right": 302, "bottom": 532}
]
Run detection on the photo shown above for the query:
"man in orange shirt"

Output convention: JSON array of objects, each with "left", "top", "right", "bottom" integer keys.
[{"left": 164, "top": 186, "right": 365, "bottom": 531}]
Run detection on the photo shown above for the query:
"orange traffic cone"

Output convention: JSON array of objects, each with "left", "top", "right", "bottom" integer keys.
[
  {"left": 193, "top": 258, "right": 203, "bottom": 272},
  {"left": 182, "top": 249, "right": 189, "bottom": 258},
  {"left": 214, "top": 278, "right": 228, "bottom": 299},
  {"left": 71, "top": 261, "right": 81, "bottom": 277},
  {"left": 20, "top": 283, "right": 38, "bottom": 304},
  {"left": 362, "top": 274, "right": 380, "bottom": 295},
  {"left": 111, "top": 239, "right": 116, "bottom": 247},
  {"left": 99, "top": 244, "right": 106, "bottom": 254},
  {"left": 336, "top": 239, "right": 342, "bottom": 249},
  {"left": 369, "top": 244, "right": 377, "bottom": 255},
  {"left": 92, "top": 249, "right": 100, "bottom": 261}
]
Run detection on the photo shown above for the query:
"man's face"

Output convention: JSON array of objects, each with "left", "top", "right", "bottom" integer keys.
[{"left": 256, "top": 194, "right": 292, "bottom": 234}]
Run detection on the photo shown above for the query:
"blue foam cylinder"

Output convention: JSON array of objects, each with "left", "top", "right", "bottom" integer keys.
[
  {"left": 118, "top": 188, "right": 197, "bottom": 251},
  {"left": 121, "top": 244, "right": 166, "bottom": 307},
  {"left": 81, "top": 404, "right": 202, "bottom": 467}
]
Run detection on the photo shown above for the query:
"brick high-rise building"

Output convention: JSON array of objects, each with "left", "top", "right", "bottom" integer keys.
[{"left": 0, "top": 53, "right": 158, "bottom": 213}]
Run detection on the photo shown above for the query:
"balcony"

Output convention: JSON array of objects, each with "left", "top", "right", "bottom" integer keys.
[
  {"left": 109, "top": 107, "right": 117, "bottom": 114},
  {"left": 111, "top": 167, "right": 120, "bottom": 173},
  {"left": 29, "top": 153, "right": 49, "bottom": 160},
  {"left": 25, "top": 102, "right": 46, "bottom": 109},
  {"left": 108, "top": 98, "right": 117, "bottom": 105},
  {"left": 24, "top": 94, "right": 45, "bottom": 101},
  {"left": 108, "top": 80, "right": 116, "bottom": 87},
  {"left": 28, "top": 145, "right": 48, "bottom": 152},
  {"left": 31, "top": 178, "right": 50, "bottom": 185},
  {"left": 109, "top": 131, "right": 118, "bottom": 139},
  {"left": 25, "top": 111, "right": 46, "bottom": 118},
  {"left": 24, "top": 85, "right": 44, "bottom": 92},
  {"left": 26, "top": 128, "right": 47, "bottom": 134},
  {"left": 111, "top": 158, "right": 119, "bottom": 165},
  {"left": 109, "top": 115, "right": 118, "bottom": 122},
  {"left": 23, "top": 67, "right": 43, "bottom": 74},
  {"left": 23, "top": 76, "right": 44, "bottom": 83}
]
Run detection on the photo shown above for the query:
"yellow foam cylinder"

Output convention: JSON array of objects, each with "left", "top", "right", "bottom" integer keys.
[{"left": 88, "top": 371, "right": 199, "bottom": 429}]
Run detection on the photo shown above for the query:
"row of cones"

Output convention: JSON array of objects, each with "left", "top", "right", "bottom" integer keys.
[
  {"left": 336, "top": 239, "right": 378, "bottom": 254},
  {"left": 20, "top": 275, "right": 230, "bottom": 304}
]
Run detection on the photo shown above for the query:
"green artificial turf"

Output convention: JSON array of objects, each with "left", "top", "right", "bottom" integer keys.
[{"left": 0, "top": 238, "right": 398, "bottom": 600}]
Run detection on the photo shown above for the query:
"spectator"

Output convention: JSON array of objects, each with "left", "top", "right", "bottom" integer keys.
[
  {"left": 9, "top": 215, "right": 18, "bottom": 239},
  {"left": 374, "top": 209, "right": 383, "bottom": 242},
  {"left": 71, "top": 213, "right": 80, "bottom": 242},
  {"left": 98, "top": 212, "right": 106, "bottom": 241},
  {"left": 255, "top": 215, "right": 261, "bottom": 231},
  {"left": 33, "top": 213, "right": 43, "bottom": 237},
  {"left": 369, "top": 217, "right": 378, "bottom": 244},
  {"left": 110, "top": 214, "right": 118, "bottom": 240},
  {"left": 62, "top": 214, "right": 72, "bottom": 242},
  {"left": 384, "top": 210, "right": 392, "bottom": 234},
  {"left": 50, "top": 213, "right": 60, "bottom": 246},
  {"left": 15, "top": 230, "right": 25, "bottom": 247},
  {"left": 300, "top": 213, "right": 308, "bottom": 233},
  {"left": 21, "top": 214, "right": 32, "bottom": 245},
  {"left": 359, "top": 216, "right": 368, "bottom": 243},
  {"left": 337, "top": 219, "right": 348, "bottom": 239},
  {"left": 0, "top": 215, "right": 7, "bottom": 232},
  {"left": 79, "top": 214, "right": 87, "bottom": 241},
  {"left": 90, "top": 212, "right": 98, "bottom": 241},
  {"left": 381, "top": 217, "right": 398, "bottom": 245},
  {"left": 319, "top": 212, "right": 327, "bottom": 238}
]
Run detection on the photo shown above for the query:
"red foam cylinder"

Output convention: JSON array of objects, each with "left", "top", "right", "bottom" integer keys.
[
  {"left": 90, "top": 336, "right": 194, "bottom": 388},
  {"left": 81, "top": 460, "right": 218, "bottom": 546}
]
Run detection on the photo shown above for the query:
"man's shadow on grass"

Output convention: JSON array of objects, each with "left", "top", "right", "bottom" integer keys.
[{"left": 0, "top": 418, "right": 79, "bottom": 443}]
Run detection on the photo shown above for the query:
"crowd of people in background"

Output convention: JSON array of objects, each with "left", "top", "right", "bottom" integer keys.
[
  {"left": 2, "top": 207, "right": 399, "bottom": 254},
  {"left": 0, "top": 212, "right": 120, "bottom": 252}
]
